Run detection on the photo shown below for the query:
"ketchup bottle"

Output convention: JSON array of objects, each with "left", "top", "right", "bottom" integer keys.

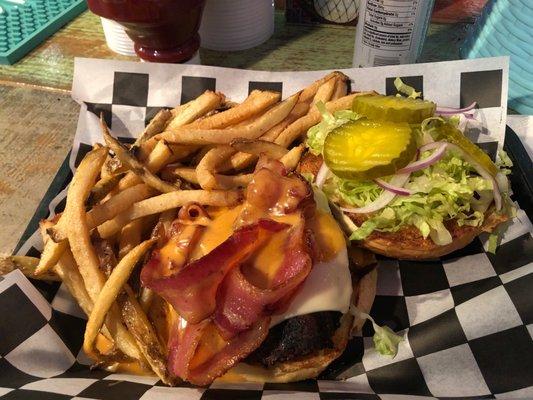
[{"left": 87, "top": 0, "right": 206, "bottom": 63}]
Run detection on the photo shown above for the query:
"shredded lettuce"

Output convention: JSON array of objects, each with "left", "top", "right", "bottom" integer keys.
[
  {"left": 350, "top": 305, "right": 403, "bottom": 357},
  {"left": 324, "top": 150, "right": 495, "bottom": 245},
  {"left": 487, "top": 231, "right": 500, "bottom": 254},
  {"left": 394, "top": 77, "right": 421, "bottom": 99},
  {"left": 496, "top": 149, "right": 513, "bottom": 174},
  {"left": 306, "top": 101, "right": 361, "bottom": 155}
]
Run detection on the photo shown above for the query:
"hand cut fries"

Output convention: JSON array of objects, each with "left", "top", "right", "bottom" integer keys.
[
  {"left": 165, "top": 90, "right": 224, "bottom": 132},
  {"left": 63, "top": 147, "right": 143, "bottom": 361},
  {"left": 97, "top": 189, "right": 241, "bottom": 238},
  {"left": 84, "top": 239, "right": 155, "bottom": 359},
  {"left": 101, "top": 119, "right": 179, "bottom": 194},
  {"left": 156, "top": 92, "right": 300, "bottom": 145},
  {"left": 0, "top": 255, "right": 60, "bottom": 281},
  {"left": 163, "top": 166, "right": 253, "bottom": 189},
  {"left": 230, "top": 138, "right": 289, "bottom": 159},
  {"left": 8, "top": 72, "right": 368, "bottom": 384}
]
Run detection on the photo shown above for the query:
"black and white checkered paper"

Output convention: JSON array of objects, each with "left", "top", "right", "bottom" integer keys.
[{"left": 3, "top": 57, "right": 532, "bottom": 400}]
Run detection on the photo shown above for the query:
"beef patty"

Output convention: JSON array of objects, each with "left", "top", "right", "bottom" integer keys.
[{"left": 245, "top": 311, "right": 342, "bottom": 367}]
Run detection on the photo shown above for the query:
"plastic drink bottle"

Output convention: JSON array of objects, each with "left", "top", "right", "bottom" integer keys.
[{"left": 353, "top": 0, "right": 436, "bottom": 67}]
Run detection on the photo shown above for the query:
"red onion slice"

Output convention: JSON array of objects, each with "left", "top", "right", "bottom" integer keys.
[
  {"left": 341, "top": 173, "right": 411, "bottom": 214},
  {"left": 398, "top": 143, "right": 447, "bottom": 174},
  {"left": 436, "top": 102, "right": 477, "bottom": 115},
  {"left": 374, "top": 178, "right": 413, "bottom": 196},
  {"left": 315, "top": 162, "right": 330, "bottom": 189}
]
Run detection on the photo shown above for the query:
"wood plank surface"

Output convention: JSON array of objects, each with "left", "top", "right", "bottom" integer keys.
[
  {"left": 0, "top": 86, "right": 78, "bottom": 254},
  {"left": 0, "top": 11, "right": 465, "bottom": 91}
]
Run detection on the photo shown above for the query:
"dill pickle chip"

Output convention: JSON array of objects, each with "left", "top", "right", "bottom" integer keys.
[
  {"left": 353, "top": 94, "right": 436, "bottom": 124},
  {"left": 434, "top": 122, "right": 498, "bottom": 176},
  {"left": 323, "top": 119, "right": 417, "bottom": 180}
]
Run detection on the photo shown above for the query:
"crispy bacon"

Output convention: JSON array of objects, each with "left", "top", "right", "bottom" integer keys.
[
  {"left": 142, "top": 158, "right": 319, "bottom": 385},
  {"left": 238, "top": 159, "right": 313, "bottom": 226},
  {"left": 255, "top": 156, "right": 287, "bottom": 176},
  {"left": 168, "top": 318, "right": 270, "bottom": 386},
  {"left": 214, "top": 219, "right": 312, "bottom": 338},
  {"left": 141, "top": 219, "right": 288, "bottom": 324}
]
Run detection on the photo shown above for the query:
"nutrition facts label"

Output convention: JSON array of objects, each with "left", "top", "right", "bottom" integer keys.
[
  {"left": 361, "top": 0, "right": 420, "bottom": 51},
  {"left": 353, "top": 0, "right": 434, "bottom": 67}
]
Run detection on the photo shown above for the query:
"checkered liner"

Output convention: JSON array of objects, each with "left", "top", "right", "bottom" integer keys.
[{"left": 2, "top": 57, "right": 532, "bottom": 399}]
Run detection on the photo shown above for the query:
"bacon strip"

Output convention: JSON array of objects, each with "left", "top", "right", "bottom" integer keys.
[
  {"left": 214, "top": 218, "right": 312, "bottom": 338},
  {"left": 168, "top": 318, "right": 270, "bottom": 386},
  {"left": 141, "top": 219, "right": 287, "bottom": 324}
]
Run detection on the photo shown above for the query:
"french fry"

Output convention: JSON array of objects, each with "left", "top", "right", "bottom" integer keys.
[
  {"left": 139, "top": 288, "right": 154, "bottom": 313},
  {"left": 139, "top": 208, "right": 175, "bottom": 312},
  {"left": 280, "top": 144, "right": 305, "bottom": 171},
  {"left": 230, "top": 139, "right": 289, "bottom": 159},
  {"left": 119, "top": 288, "right": 175, "bottom": 385},
  {"left": 124, "top": 92, "right": 224, "bottom": 190},
  {"left": 156, "top": 92, "right": 300, "bottom": 145},
  {"left": 189, "top": 90, "right": 280, "bottom": 129},
  {"left": 35, "top": 218, "right": 69, "bottom": 274},
  {"left": 275, "top": 92, "right": 375, "bottom": 148},
  {"left": 332, "top": 74, "right": 349, "bottom": 100},
  {"left": 53, "top": 249, "right": 95, "bottom": 317},
  {"left": 97, "top": 189, "right": 242, "bottom": 239},
  {"left": 0, "top": 255, "right": 59, "bottom": 281},
  {"left": 117, "top": 140, "right": 177, "bottom": 191},
  {"left": 83, "top": 239, "right": 155, "bottom": 359},
  {"left": 87, "top": 172, "right": 126, "bottom": 207},
  {"left": 64, "top": 146, "right": 142, "bottom": 361},
  {"left": 196, "top": 146, "right": 237, "bottom": 190},
  {"left": 48, "top": 184, "right": 155, "bottom": 243},
  {"left": 166, "top": 166, "right": 253, "bottom": 189},
  {"left": 39, "top": 221, "right": 96, "bottom": 320},
  {"left": 119, "top": 218, "right": 144, "bottom": 260},
  {"left": 101, "top": 154, "right": 124, "bottom": 180},
  {"left": 311, "top": 76, "right": 337, "bottom": 106},
  {"left": 165, "top": 90, "right": 224, "bottom": 131},
  {"left": 101, "top": 118, "right": 179, "bottom": 193},
  {"left": 139, "top": 90, "right": 225, "bottom": 161},
  {"left": 300, "top": 72, "right": 339, "bottom": 103},
  {"left": 161, "top": 166, "right": 198, "bottom": 184},
  {"left": 217, "top": 101, "right": 310, "bottom": 173},
  {"left": 133, "top": 109, "right": 172, "bottom": 149}
]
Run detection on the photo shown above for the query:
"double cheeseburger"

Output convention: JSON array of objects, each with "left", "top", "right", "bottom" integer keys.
[
  {"left": 300, "top": 89, "right": 512, "bottom": 259},
  {"left": 141, "top": 158, "right": 378, "bottom": 385}
]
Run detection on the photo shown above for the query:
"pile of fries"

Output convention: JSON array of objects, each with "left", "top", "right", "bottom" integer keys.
[{"left": 0, "top": 71, "right": 372, "bottom": 385}]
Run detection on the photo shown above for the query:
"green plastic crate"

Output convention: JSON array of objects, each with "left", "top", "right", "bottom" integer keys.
[{"left": 0, "top": 0, "right": 87, "bottom": 65}]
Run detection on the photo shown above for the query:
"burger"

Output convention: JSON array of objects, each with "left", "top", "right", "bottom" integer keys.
[
  {"left": 299, "top": 81, "right": 513, "bottom": 259},
  {"left": 140, "top": 157, "right": 382, "bottom": 386}
]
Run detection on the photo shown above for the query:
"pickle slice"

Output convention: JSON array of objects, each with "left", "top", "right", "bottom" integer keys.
[
  {"left": 434, "top": 122, "right": 498, "bottom": 176},
  {"left": 353, "top": 94, "right": 436, "bottom": 124},
  {"left": 323, "top": 119, "right": 417, "bottom": 180}
]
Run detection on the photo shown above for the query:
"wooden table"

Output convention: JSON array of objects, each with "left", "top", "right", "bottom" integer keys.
[{"left": 0, "top": 11, "right": 468, "bottom": 254}]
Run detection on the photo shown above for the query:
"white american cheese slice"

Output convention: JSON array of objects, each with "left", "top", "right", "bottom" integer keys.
[{"left": 270, "top": 246, "right": 352, "bottom": 327}]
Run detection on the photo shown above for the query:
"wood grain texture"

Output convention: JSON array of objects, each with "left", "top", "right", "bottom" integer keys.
[
  {"left": 0, "top": 11, "right": 464, "bottom": 91},
  {"left": 0, "top": 86, "right": 78, "bottom": 254}
]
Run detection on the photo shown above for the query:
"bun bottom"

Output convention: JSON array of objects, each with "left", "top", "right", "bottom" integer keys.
[
  {"left": 329, "top": 202, "right": 508, "bottom": 261},
  {"left": 360, "top": 211, "right": 508, "bottom": 260},
  {"left": 216, "top": 268, "right": 378, "bottom": 383}
]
